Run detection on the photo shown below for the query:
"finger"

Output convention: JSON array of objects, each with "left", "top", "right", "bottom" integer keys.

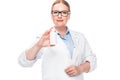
[
  {"left": 44, "top": 39, "right": 50, "bottom": 46},
  {"left": 48, "top": 27, "right": 53, "bottom": 33},
  {"left": 43, "top": 30, "right": 50, "bottom": 35},
  {"left": 66, "top": 70, "right": 74, "bottom": 75},
  {"left": 43, "top": 35, "right": 50, "bottom": 39},
  {"left": 49, "top": 27, "right": 53, "bottom": 31},
  {"left": 65, "top": 67, "right": 76, "bottom": 74},
  {"left": 66, "top": 70, "right": 77, "bottom": 77},
  {"left": 65, "top": 66, "right": 74, "bottom": 72},
  {"left": 43, "top": 27, "right": 54, "bottom": 36},
  {"left": 69, "top": 72, "right": 77, "bottom": 77}
]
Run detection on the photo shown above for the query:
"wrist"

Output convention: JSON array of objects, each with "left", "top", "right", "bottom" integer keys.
[
  {"left": 36, "top": 42, "right": 42, "bottom": 49},
  {"left": 78, "top": 64, "right": 84, "bottom": 73},
  {"left": 80, "top": 61, "right": 90, "bottom": 73}
]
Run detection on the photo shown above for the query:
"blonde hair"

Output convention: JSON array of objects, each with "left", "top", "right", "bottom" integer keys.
[{"left": 51, "top": 0, "right": 70, "bottom": 12}]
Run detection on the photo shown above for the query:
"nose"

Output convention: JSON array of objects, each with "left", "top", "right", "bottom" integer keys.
[{"left": 58, "top": 12, "right": 62, "bottom": 17}]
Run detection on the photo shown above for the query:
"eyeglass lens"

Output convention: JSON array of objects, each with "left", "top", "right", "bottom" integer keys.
[{"left": 52, "top": 10, "right": 70, "bottom": 17}]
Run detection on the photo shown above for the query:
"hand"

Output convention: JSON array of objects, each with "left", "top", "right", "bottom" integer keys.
[
  {"left": 64, "top": 65, "right": 84, "bottom": 77},
  {"left": 37, "top": 28, "right": 52, "bottom": 47}
]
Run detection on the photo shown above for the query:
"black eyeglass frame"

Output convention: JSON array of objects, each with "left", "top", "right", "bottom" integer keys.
[{"left": 51, "top": 10, "right": 71, "bottom": 17}]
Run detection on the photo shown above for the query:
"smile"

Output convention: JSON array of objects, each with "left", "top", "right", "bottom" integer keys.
[{"left": 57, "top": 20, "right": 63, "bottom": 22}]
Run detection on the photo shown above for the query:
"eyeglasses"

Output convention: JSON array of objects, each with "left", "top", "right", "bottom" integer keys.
[{"left": 51, "top": 10, "right": 70, "bottom": 17}]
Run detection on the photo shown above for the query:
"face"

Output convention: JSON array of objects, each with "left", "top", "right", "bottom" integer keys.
[{"left": 51, "top": 3, "right": 70, "bottom": 28}]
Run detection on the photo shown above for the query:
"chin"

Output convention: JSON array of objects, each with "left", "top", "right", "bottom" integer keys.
[
  {"left": 55, "top": 25, "right": 65, "bottom": 28},
  {"left": 55, "top": 24, "right": 65, "bottom": 27}
]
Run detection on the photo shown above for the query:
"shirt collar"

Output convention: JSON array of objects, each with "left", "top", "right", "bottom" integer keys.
[
  {"left": 54, "top": 27, "right": 70, "bottom": 40},
  {"left": 55, "top": 26, "right": 70, "bottom": 35}
]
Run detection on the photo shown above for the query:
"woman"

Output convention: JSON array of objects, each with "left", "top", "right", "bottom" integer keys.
[{"left": 18, "top": 0, "right": 97, "bottom": 80}]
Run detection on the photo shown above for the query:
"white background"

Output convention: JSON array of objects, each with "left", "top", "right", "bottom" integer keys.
[{"left": 0, "top": 0, "right": 120, "bottom": 80}]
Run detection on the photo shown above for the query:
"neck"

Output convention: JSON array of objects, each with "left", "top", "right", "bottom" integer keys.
[{"left": 54, "top": 26, "right": 67, "bottom": 37}]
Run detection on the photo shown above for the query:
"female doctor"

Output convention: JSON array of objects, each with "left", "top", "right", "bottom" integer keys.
[{"left": 18, "top": 0, "right": 97, "bottom": 80}]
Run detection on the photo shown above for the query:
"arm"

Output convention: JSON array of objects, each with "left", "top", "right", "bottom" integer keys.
[
  {"left": 25, "top": 42, "right": 42, "bottom": 60},
  {"left": 18, "top": 29, "right": 51, "bottom": 67},
  {"left": 65, "top": 34, "right": 97, "bottom": 76},
  {"left": 65, "top": 61, "right": 90, "bottom": 77}
]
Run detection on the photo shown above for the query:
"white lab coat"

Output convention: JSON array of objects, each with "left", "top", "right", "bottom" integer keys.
[{"left": 18, "top": 30, "right": 97, "bottom": 80}]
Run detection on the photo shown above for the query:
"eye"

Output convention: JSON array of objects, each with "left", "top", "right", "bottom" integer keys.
[
  {"left": 62, "top": 11, "right": 68, "bottom": 14},
  {"left": 53, "top": 11, "right": 58, "bottom": 14}
]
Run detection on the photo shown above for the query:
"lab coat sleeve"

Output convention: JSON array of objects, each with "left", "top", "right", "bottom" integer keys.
[
  {"left": 18, "top": 35, "right": 43, "bottom": 67},
  {"left": 18, "top": 51, "right": 37, "bottom": 67},
  {"left": 83, "top": 37, "right": 97, "bottom": 72}
]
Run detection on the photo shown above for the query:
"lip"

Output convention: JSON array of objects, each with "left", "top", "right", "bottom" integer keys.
[{"left": 56, "top": 20, "right": 63, "bottom": 22}]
